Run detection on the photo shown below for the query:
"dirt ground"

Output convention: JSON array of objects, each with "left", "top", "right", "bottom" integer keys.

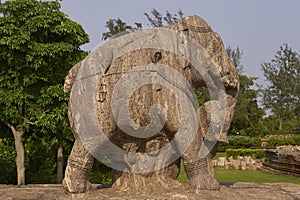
[{"left": 1, "top": 182, "right": 300, "bottom": 200}]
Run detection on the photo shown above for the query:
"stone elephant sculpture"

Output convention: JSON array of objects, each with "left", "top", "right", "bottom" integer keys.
[{"left": 62, "top": 15, "right": 239, "bottom": 194}]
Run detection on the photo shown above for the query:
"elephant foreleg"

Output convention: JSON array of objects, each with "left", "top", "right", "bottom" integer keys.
[{"left": 181, "top": 123, "right": 220, "bottom": 191}]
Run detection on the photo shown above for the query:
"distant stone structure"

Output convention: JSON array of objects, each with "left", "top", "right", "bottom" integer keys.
[
  {"left": 263, "top": 146, "right": 300, "bottom": 176},
  {"left": 62, "top": 15, "right": 239, "bottom": 194},
  {"left": 213, "top": 156, "right": 262, "bottom": 170}
]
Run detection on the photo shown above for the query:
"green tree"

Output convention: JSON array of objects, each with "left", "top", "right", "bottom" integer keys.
[
  {"left": 227, "top": 47, "right": 265, "bottom": 136},
  {"left": 102, "top": 9, "right": 183, "bottom": 41},
  {"left": 36, "top": 84, "right": 75, "bottom": 183},
  {"left": 102, "top": 18, "right": 142, "bottom": 41},
  {"left": 144, "top": 8, "right": 183, "bottom": 27},
  {"left": 261, "top": 44, "right": 300, "bottom": 131},
  {"left": 0, "top": 0, "right": 88, "bottom": 185},
  {"left": 226, "top": 46, "right": 244, "bottom": 73}
]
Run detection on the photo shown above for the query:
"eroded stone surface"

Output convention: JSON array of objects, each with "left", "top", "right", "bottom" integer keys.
[
  {"left": 1, "top": 183, "right": 300, "bottom": 200},
  {"left": 63, "top": 15, "right": 239, "bottom": 193}
]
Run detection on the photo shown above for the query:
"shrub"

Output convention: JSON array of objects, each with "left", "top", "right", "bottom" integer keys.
[
  {"left": 225, "top": 148, "right": 266, "bottom": 159},
  {"left": 218, "top": 136, "right": 262, "bottom": 152},
  {"left": 25, "top": 136, "right": 57, "bottom": 184},
  {"left": 89, "top": 160, "right": 112, "bottom": 184},
  {"left": 294, "top": 135, "right": 300, "bottom": 145},
  {"left": 267, "top": 137, "right": 295, "bottom": 147},
  {"left": 90, "top": 170, "right": 112, "bottom": 184},
  {"left": 249, "top": 137, "right": 261, "bottom": 147},
  {"left": 0, "top": 138, "right": 17, "bottom": 184}
]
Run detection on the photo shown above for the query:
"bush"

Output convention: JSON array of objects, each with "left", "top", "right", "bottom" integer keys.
[
  {"left": 25, "top": 136, "right": 57, "bottom": 184},
  {"left": 249, "top": 137, "right": 261, "bottom": 147},
  {"left": 89, "top": 160, "right": 112, "bottom": 184},
  {"left": 225, "top": 148, "right": 266, "bottom": 159},
  {"left": 294, "top": 135, "right": 300, "bottom": 145},
  {"left": 267, "top": 137, "right": 295, "bottom": 147},
  {"left": 218, "top": 136, "right": 261, "bottom": 152},
  {"left": 0, "top": 138, "right": 17, "bottom": 184}
]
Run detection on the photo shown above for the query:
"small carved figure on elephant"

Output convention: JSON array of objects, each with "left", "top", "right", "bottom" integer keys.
[{"left": 62, "top": 15, "right": 239, "bottom": 194}]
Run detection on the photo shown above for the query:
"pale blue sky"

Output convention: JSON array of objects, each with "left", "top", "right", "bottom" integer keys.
[{"left": 61, "top": 0, "right": 300, "bottom": 83}]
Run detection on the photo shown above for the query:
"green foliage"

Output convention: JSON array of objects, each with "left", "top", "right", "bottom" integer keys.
[
  {"left": 226, "top": 47, "right": 266, "bottom": 136},
  {"left": 218, "top": 136, "right": 262, "bottom": 152},
  {"left": 89, "top": 160, "right": 112, "bottom": 184},
  {"left": 90, "top": 171, "right": 112, "bottom": 185},
  {"left": 226, "top": 46, "right": 244, "bottom": 73},
  {"left": 225, "top": 148, "right": 266, "bottom": 159},
  {"left": 267, "top": 137, "right": 294, "bottom": 146},
  {"left": 24, "top": 135, "right": 57, "bottom": 183},
  {"left": 0, "top": 0, "right": 88, "bottom": 184},
  {"left": 261, "top": 44, "right": 300, "bottom": 131},
  {"left": 144, "top": 8, "right": 183, "bottom": 27},
  {"left": 102, "top": 18, "right": 142, "bottom": 41},
  {"left": 177, "top": 159, "right": 187, "bottom": 183},
  {"left": 0, "top": 0, "right": 89, "bottom": 130},
  {"left": 37, "top": 84, "right": 70, "bottom": 134},
  {"left": 0, "top": 138, "right": 16, "bottom": 184},
  {"left": 102, "top": 9, "right": 184, "bottom": 41},
  {"left": 195, "top": 88, "right": 209, "bottom": 106},
  {"left": 266, "top": 135, "right": 300, "bottom": 146},
  {"left": 294, "top": 135, "right": 300, "bottom": 145}
]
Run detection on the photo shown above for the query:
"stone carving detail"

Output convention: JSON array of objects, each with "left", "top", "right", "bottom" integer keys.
[{"left": 62, "top": 15, "right": 239, "bottom": 194}]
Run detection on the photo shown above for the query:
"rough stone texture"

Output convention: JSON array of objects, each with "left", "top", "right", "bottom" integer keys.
[
  {"left": 63, "top": 15, "right": 239, "bottom": 194},
  {"left": 215, "top": 156, "right": 262, "bottom": 170},
  {"left": 1, "top": 183, "right": 300, "bottom": 200},
  {"left": 263, "top": 145, "right": 300, "bottom": 176}
]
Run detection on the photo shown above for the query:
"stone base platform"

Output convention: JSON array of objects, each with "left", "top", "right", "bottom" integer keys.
[{"left": 1, "top": 182, "right": 300, "bottom": 200}]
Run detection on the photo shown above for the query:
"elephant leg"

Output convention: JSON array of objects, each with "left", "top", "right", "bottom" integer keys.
[
  {"left": 208, "top": 141, "right": 219, "bottom": 177},
  {"left": 62, "top": 139, "right": 94, "bottom": 193},
  {"left": 181, "top": 128, "right": 219, "bottom": 191}
]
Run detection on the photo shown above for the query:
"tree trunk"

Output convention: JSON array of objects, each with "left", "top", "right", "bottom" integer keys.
[
  {"left": 279, "top": 115, "right": 283, "bottom": 131},
  {"left": 7, "top": 123, "right": 25, "bottom": 185},
  {"left": 56, "top": 133, "right": 64, "bottom": 183}
]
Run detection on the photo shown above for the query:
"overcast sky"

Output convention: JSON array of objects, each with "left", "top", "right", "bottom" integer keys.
[{"left": 61, "top": 0, "right": 300, "bottom": 83}]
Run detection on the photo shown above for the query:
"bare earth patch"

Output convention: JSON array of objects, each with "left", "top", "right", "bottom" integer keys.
[{"left": 1, "top": 182, "right": 300, "bottom": 200}]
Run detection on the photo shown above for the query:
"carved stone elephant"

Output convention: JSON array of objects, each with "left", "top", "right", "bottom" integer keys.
[{"left": 62, "top": 15, "right": 239, "bottom": 194}]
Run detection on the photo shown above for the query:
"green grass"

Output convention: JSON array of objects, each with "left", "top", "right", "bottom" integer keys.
[
  {"left": 214, "top": 167, "right": 300, "bottom": 184},
  {"left": 212, "top": 152, "right": 226, "bottom": 160},
  {"left": 177, "top": 165, "right": 300, "bottom": 184},
  {"left": 177, "top": 164, "right": 188, "bottom": 183}
]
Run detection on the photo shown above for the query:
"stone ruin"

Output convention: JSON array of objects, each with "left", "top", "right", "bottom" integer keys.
[
  {"left": 263, "top": 145, "right": 300, "bottom": 176},
  {"left": 61, "top": 15, "right": 239, "bottom": 194},
  {"left": 213, "top": 156, "right": 262, "bottom": 170}
]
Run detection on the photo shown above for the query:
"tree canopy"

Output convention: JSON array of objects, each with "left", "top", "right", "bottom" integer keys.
[
  {"left": 102, "top": 9, "right": 183, "bottom": 41},
  {"left": 0, "top": 0, "right": 89, "bottom": 184},
  {"left": 226, "top": 47, "right": 265, "bottom": 136},
  {"left": 261, "top": 44, "right": 300, "bottom": 132}
]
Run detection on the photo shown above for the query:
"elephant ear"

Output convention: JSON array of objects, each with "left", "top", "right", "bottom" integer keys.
[{"left": 64, "top": 61, "right": 82, "bottom": 93}]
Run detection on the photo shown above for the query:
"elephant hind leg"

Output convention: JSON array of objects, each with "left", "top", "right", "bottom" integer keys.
[{"left": 62, "top": 139, "right": 94, "bottom": 193}]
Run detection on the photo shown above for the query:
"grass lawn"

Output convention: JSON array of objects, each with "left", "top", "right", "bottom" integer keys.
[
  {"left": 177, "top": 160, "right": 300, "bottom": 184},
  {"left": 212, "top": 152, "right": 226, "bottom": 160},
  {"left": 214, "top": 167, "right": 300, "bottom": 184}
]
